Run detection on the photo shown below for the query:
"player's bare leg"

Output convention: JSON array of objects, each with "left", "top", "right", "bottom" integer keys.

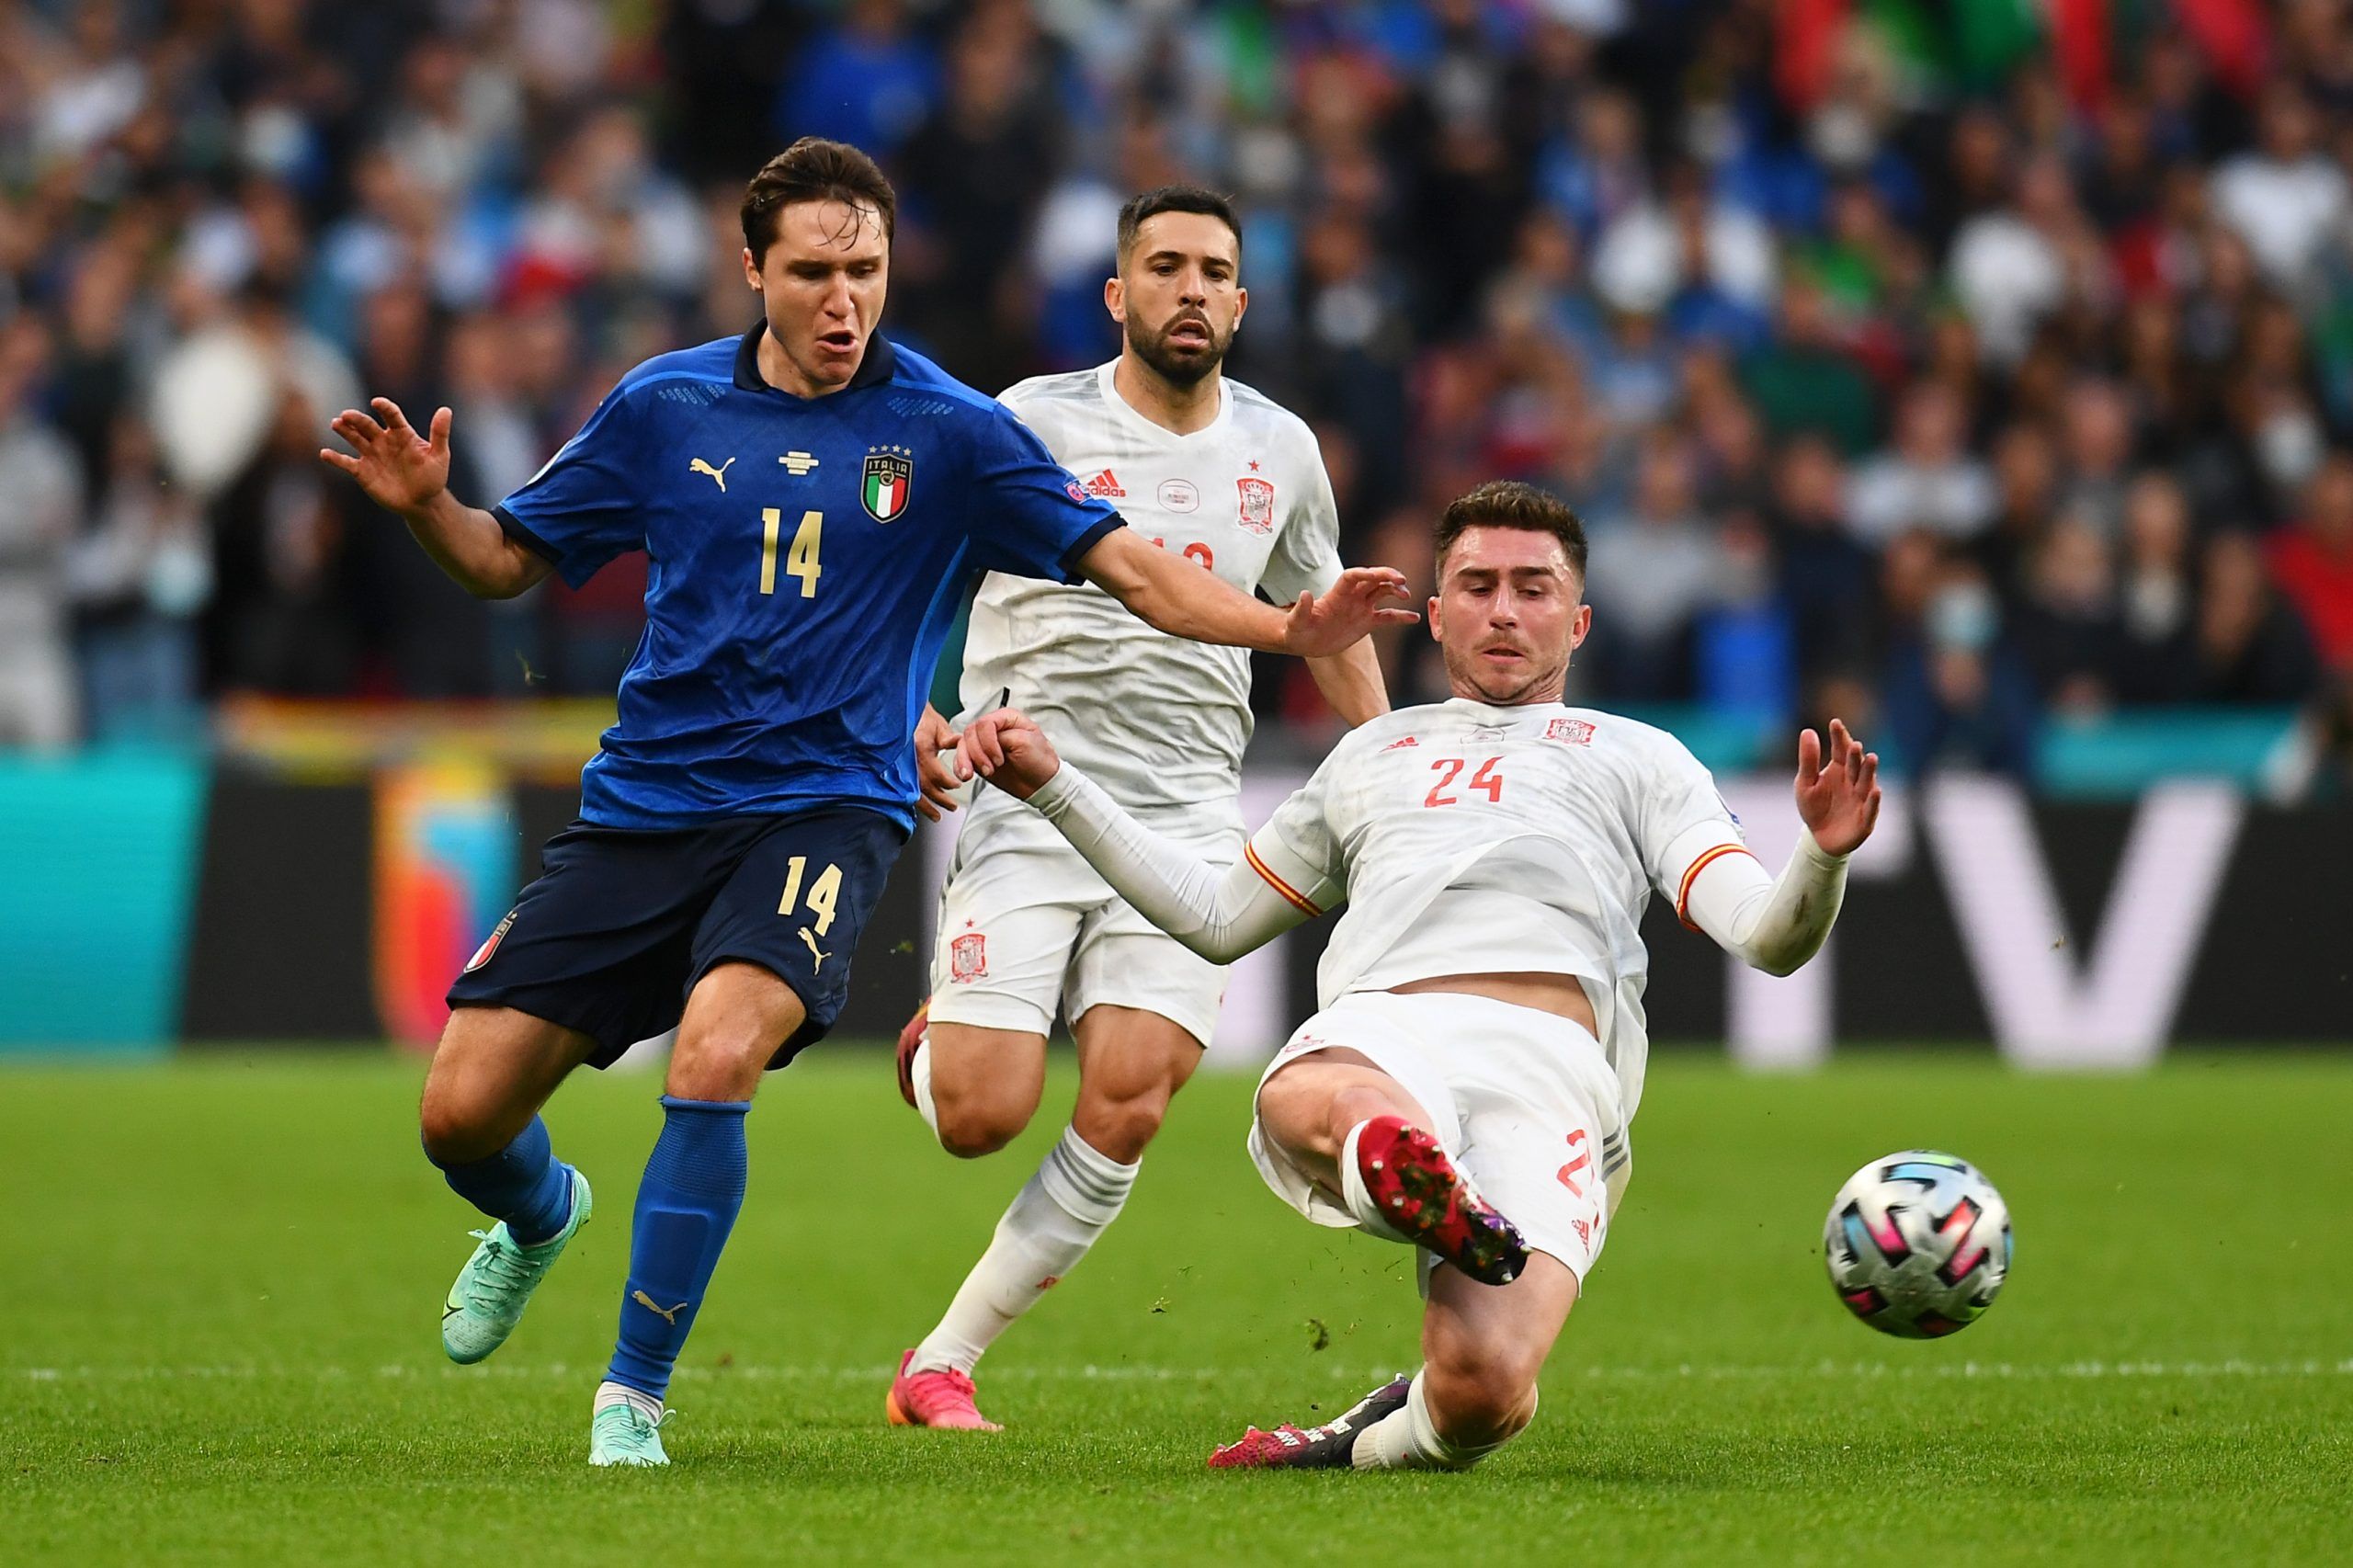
[
  {"left": 1210, "top": 1250, "right": 1576, "bottom": 1471},
  {"left": 421, "top": 1007, "right": 601, "bottom": 1367},
  {"left": 594, "top": 961, "right": 803, "bottom": 1467},
  {"left": 1254, "top": 1050, "right": 1529, "bottom": 1285},
  {"left": 909, "top": 1019, "right": 1050, "bottom": 1158},
  {"left": 892, "top": 1006, "right": 1199, "bottom": 1429}
]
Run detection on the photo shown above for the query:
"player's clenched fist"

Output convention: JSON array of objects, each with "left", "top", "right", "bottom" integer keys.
[
  {"left": 1794, "top": 717, "right": 1881, "bottom": 858},
  {"left": 957, "top": 709, "right": 1061, "bottom": 800}
]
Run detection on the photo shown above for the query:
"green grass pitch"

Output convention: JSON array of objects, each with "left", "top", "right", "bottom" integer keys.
[{"left": 4, "top": 1050, "right": 2348, "bottom": 1565}]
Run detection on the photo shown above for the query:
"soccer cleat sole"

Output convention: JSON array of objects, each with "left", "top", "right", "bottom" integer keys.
[{"left": 1358, "top": 1119, "right": 1528, "bottom": 1286}]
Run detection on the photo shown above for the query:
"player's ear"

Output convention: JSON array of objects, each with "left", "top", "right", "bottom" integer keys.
[
  {"left": 1569, "top": 600, "right": 1592, "bottom": 649},
  {"left": 1231, "top": 285, "right": 1247, "bottom": 331},
  {"left": 1427, "top": 593, "right": 1444, "bottom": 643},
  {"left": 1104, "top": 274, "right": 1125, "bottom": 324},
  {"left": 741, "top": 246, "right": 762, "bottom": 291}
]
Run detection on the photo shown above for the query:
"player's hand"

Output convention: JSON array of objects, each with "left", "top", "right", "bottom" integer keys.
[
  {"left": 1795, "top": 718, "right": 1881, "bottom": 858},
  {"left": 958, "top": 708, "right": 1061, "bottom": 801},
  {"left": 320, "top": 398, "right": 454, "bottom": 517},
  {"left": 1280, "top": 567, "right": 1418, "bottom": 658},
  {"left": 914, "top": 704, "right": 962, "bottom": 822}
]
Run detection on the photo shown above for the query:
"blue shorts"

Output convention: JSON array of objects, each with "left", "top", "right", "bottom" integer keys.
[{"left": 446, "top": 806, "right": 907, "bottom": 1069}]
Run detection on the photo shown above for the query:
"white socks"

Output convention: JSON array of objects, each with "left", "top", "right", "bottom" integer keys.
[
  {"left": 910, "top": 1125, "right": 1137, "bottom": 1375},
  {"left": 1352, "top": 1374, "right": 1529, "bottom": 1471},
  {"left": 910, "top": 1039, "right": 940, "bottom": 1138},
  {"left": 595, "top": 1380, "right": 664, "bottom": 1422}
]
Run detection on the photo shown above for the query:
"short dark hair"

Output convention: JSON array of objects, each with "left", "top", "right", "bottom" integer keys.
[
  {"left": 741, "top": 138, "right": 896, "bottom": 266},
  {"left": 1433, "top": 481, "right": 1590, "bottom": 581},
  {"left": 1116, "top": 185, "right": 1243, "bottom": 266}
]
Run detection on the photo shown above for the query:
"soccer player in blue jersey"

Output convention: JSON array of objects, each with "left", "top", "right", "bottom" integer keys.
[{"left": 320, "top": 138, "right": 1413, "bottom": 1468}]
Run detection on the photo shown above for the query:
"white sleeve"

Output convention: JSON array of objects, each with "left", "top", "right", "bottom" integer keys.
[
  {"left": 1663, "top": 820, "right": 1850, "bottom": 978},
  {"left": 1634, "top": 731, "right": 1745, "bottom": 895},
  {"left": 1024, "top": 763, "right": 1342, "bottom": 962},
  {"left": 1257, "top": 435, "right": 1342, "bottom": 604}
]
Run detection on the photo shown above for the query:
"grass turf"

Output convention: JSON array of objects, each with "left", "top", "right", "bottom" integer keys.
[{"left": 3, "top": 1050, "right": 2347, "bottom": 1565}]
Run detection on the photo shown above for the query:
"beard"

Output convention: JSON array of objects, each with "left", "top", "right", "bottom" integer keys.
[
  {"left": 1443, "top": 642, "right": 1568, "bottom": 705},
  {"left": 1126, "top": 310, "right": 1230, "bottom": 387}
]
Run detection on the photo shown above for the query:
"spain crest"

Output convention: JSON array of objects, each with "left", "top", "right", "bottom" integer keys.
[
  {"left": 1236, "top": 475, "right": 1275, "bottom": 535},
  {"left": 862, "top": 446, "right": 914, "bottom": 522},
  {"left": 1546, "top": 716, "right": 1596, "bottom": 745}
]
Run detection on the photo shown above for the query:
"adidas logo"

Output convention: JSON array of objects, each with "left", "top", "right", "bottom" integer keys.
[
  {"left": 1081, "top": 469, "right": 1126, "bottom": 498},
  {"left": 1381, "top": 735, "right": 1420, "bottom": 752}
]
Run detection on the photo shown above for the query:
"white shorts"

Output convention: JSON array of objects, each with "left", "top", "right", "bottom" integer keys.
[
  {"left": 926, "top": 803, "right": 1240, "bottom": 1048},
  {"left": 1248, "top": 991, "right": 1632, "bottom": 1282}
]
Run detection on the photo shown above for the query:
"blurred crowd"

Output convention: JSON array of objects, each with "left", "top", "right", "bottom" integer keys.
[{"left": 4, "top": 0, "right": 2353, "bottom": 786}]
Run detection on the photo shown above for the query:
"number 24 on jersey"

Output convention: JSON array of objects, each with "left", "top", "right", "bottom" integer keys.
[{"left": 1425, "top": 756, "right": 1506, "bottom": 808}]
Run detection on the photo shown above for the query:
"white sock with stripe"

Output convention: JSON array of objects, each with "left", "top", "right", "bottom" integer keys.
[
  {"left": 910, "top": 1126, "right": 1136, "bottom": 1375},
  {"left": 1352, "top": 1374, "right": 1528, "bottom": 1471}
]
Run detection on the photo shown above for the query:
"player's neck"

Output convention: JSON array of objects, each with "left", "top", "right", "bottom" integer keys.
[
  {"left": 1445, "top": 679, "right": 1566, "bottom": 708},
  {"left": 756, "top": 328, "right": 844, "bottom": 400},
  {"left": 1113, "top": 352, "right": 1222, "bottom": 436}
]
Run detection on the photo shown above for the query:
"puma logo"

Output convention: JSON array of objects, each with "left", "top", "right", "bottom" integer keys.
[
  {"left": 799, "top": 927, "right": 830, "bottom": 972},
  {"left": 631, "top": 1290, "right": 688, "bottom": 1325},
  {"left": 688, "top": 457, "right": 736, "bottom": 491}
]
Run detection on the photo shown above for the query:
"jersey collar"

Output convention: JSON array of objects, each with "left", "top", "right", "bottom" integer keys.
[
  {"left": 1096, "top": 358, "right": 1231, "bottom": 444},
  {"left": 733, "top": 320, "right": 899, "bottom": 396}
]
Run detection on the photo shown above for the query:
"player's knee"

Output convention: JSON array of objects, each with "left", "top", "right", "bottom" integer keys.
[
  {"left": 1420, "top": 1342, "right": 1542, "bottom": 1443},
  {"left": 1072, "top": 1082, "right": 1172, "bottom": 1164},
  {"left": 418, "top": 1082, "right": 506, "bottom": 1167},
  {"left": 931, "top": 1075, "right": 1033, "bottom": 1157}
]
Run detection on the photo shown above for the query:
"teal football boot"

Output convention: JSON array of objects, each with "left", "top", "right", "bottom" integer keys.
[
  {"left": 440, "top": 1167, "right": 592, "bottom": 1364},
  {"left": 589, "top": 1402, "right": 673, "bottom": 1468}
]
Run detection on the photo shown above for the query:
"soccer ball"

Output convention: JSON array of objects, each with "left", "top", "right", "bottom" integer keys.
[{"left": 1823, "top": 1150, "right": 2012, "bottom": 1338}]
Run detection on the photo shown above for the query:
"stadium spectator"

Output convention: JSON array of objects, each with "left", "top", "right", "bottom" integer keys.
[
  {"left": 1847, "top": 381, "right": 1997, "bottom": 547},
  {"left": 2271, "top": 451, "right": 2353, "bottom": 672},
  {"left": 0, "top": 320, "right": 82, "bottom": 748}
]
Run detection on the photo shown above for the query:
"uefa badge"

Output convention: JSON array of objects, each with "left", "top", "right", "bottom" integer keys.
[
  {"left": 862, "top": 446, "right": 914, "bottom": 522},
  {"left": 1236, "top": 475, "right": 1275, "bottom": 534}
]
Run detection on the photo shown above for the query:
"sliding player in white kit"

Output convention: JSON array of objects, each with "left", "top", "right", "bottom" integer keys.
[
  {"left": 951, "top": 480, "right": 1883, "bottom": 1470},
  {"left": 885, "top": 187, "right": 1391, "bottom": 1430}
]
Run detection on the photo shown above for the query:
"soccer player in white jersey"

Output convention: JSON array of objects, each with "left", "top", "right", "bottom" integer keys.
[
  {"left": 950, "top": 479, "right": 1883, "bottom": 1470},
  {"left": 885, "top": 186, "right": 1392, "bottom": 1429}
]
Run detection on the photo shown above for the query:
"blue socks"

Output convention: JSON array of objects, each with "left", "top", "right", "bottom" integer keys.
[
  {"left": 605, "top": 1096, "right": 751, "bottom": 1400},
  {"left": 428, "top": 1115, "right": 575, "bottom": 1246}
]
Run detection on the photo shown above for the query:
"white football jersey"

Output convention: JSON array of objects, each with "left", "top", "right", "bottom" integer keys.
[
  {"left": 960, "top": 360, "right": 1342, "bottom": 817},
  {"left": 1247, "top": 698, "right": 1745, "bottom": 1121}
]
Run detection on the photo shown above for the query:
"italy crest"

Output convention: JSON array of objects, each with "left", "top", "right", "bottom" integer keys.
[{"left": 862, "top": 446, "right": 914, "bottom": 522}]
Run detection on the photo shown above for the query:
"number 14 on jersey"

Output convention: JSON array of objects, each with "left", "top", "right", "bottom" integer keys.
[{"left": 760, "top": 508, "right": 822, "bottom": 598}]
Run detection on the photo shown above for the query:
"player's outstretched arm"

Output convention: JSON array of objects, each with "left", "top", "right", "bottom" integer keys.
[
  {"left": 1074, "top": 528, "right": 1416, "bottom": 657},
  {"left": 1677, "top": 720, "right": 1882, "bottom": 977},
  {"left": 959, "top": 709, "right": 1321, "bottom": 961},
  {"left": 320, "top": 399, "right": 551, "bottom": 600}
]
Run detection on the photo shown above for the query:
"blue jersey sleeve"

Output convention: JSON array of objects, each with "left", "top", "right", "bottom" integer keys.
[
  {"left": 493, "top": 383, "right": 647, "bottom": 589},
  {"left": 963, "top": 404, "right": 1123, "bottom": 582}
]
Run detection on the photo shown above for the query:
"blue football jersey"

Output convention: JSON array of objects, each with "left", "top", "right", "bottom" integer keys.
[{"left": 494, "top": 325, "right": 1123, "bottom": 829}]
